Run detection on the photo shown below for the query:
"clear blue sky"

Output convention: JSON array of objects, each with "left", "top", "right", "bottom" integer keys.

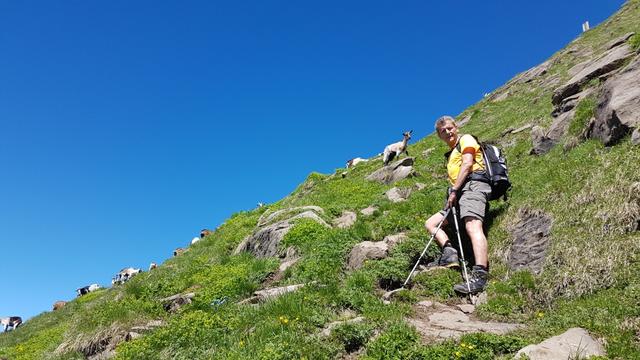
[{"left": 0, "top": 1, "right": 625, "bottom": 320}]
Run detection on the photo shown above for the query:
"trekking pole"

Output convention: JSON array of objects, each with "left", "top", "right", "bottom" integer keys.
[
  {"left": 451, "top": 207, "right": 471, "bottom": 294},
  {"left": 402, "top": 207, "right": 451, "bottom": 288}
]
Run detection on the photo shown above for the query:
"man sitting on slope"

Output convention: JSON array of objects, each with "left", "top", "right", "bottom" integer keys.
[{"left": 424, "top": 115, "right": 491, "bottom": 294}]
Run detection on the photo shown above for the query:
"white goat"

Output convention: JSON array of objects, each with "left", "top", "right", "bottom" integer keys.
[
  {"left": 77, "top": 283, "right": 101, "bottom": 297},
  {"left": 1, "top": 317, "right": 22, "bottom": 332},
  {"left": 112, "top": 268, "right": 142, "bottom": 285},
  {"left": 346, "top": 157, "right": 368, "bottom": 168},
  {"left": 383, "top": 130, "right": 412, "bottom": 165}
]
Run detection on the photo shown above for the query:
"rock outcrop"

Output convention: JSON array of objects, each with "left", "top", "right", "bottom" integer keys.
[
  {"left": 333, "top": 211, "right": 357, "bottom": 229},
  {"left": 347, "top": 241, "right": 389, "bottom": 270},
  {"left": 257, "top": 206, "right": 325, "bottom": 227},
  {"left": 587, "top": 54, "right": 640, "bottom": 145},
  {"left": 347, "top": 233, "right": 409, "bottom": 270},
  {"left": 515, "top": 327, "right": 605, "bottom": 360},
  {"left": 408, "top": 301, "right": 523, "bottom": 341},
  {"left": 160, "top": 293, "right": 196, "bottom": 313},
  {"left": 533, "top": 40, "right": 637, "bottom": 154},
  {"left": 507, "top": 208, "right": 553, "bottom": 274},
  {"left": 515, "top": 60, "right": 552, "bottom": 84},
  {"left": 385, "top": 187, "right": 412, "bottom": 203},
  {"left": 235, "top": 207, "right": 328, "bottom": 258},
  {"left": 126, "top": 320, "right": 165, "bottom": 341},
  {"left": 552, "top": 44, "right": 633, "bottom": 105},
  {"left": 366, "top": 157, "right": 417, "bottom": 185}
]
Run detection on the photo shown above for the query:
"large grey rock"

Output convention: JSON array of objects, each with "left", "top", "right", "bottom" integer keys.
[
  {"left": 366, "top": 157, "right": 416, "bottom": 184},
  {"left": 235, "top": 210, "right": 328, "bottom": 258},
  {"left": 385, "top": 187, "right": 412, "bottom": 203},
  {"left": 605, "top": 32, "right": 635, "bottom": 50},
  {"left": 530, "top": 126, "right": 557, "bottom": 155},
  {"left": 347, "top": 241, "right": 389, "bottom": 270},
  {"left": 515, "top": 328, "right": 605, "bottom": 360},
  {"left": 408, "top": 302, "right": 523, "bottom": 341},
  {"left": 533, "top": 86, "right": 594, "bottom": 155},
  {"left": 553, "top": 44, "right": 633, "bottom": 105},
  {"left": 515, "top": 60, "right": 552, "bottom": 84},
  {"left": 588, "top": 55, "right": 640, "bottom": 145},
  {"left": 258, "top": 206, "right": 325, "bottom": 227},
  {"left": 508, "top": 208, "right": 553, "bottom": 274},
  {"left": 552, "top": 87, "right": 595, "bottom": 118},
  {"left": 234, "top": 221, "right": 291, "bottom": 258},
  {"left": 382, "top": 233, "right": 408, "bottom": 249},
  {"left": 333, "top": 211, "right": 357, "bottom": 229},
  {"left": 160, "top": 293, "right": 195, "bottom": 313}
]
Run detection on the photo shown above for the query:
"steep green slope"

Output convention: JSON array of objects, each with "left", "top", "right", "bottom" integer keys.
[{"left": 2, "top": 1, "right": 639, "bottom": 359}]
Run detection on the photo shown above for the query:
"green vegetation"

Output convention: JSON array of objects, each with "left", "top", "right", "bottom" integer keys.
[
  {"left": 628, "top": 32, "right": 640, "bottom": 50},
  {"left": 2, "top": 1, "right": 640, "bottom": 359}
]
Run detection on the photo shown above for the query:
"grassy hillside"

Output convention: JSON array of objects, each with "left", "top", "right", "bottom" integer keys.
[{"left": 2, "top": 1, "right": 639, "bottom": 359}]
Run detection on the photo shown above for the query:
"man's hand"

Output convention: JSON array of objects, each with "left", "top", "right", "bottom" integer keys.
[{"left": 446, "top": 189, "right": 458, "bottom": 209}]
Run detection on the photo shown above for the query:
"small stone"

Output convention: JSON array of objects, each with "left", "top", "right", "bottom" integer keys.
[
  {"left": 382, "top": 288, "right": 403, "bottom": 300},
  {"left": 632, "top": 128, "right": 640, "bottom": 146},
  {"left": 417, "top": 300, "right": 433, "bottom": 308},
  {"left": 385, "top": 187, "right": 412, "bottom": 203},
  {"left": 456, "top": 304, "right": 475, "bottom": 314},
  {"left": 422, "top": 148, "right": 435, "bottom": 157},
  {"left": 360, "top": 206, "right": 378, "bottom": 216}
]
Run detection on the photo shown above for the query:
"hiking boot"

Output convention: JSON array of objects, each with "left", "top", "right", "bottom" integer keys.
[
  {"left": 426, "top": 246, "right": 460, "bottom": 269},
  {"left": 453, "top": 266, "right": 488, "bottom": 294}
]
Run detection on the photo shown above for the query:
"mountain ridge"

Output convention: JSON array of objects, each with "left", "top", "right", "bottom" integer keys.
[{"left": 1, "top": 1, "right": 639, "bottom": 359}]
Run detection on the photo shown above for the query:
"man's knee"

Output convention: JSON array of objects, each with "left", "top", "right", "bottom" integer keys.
[
  {"left": 464, "top": 217, "right": 485, "bottom": 236},
  {"left": 425, "top": 213, "right": 445, "bottom": 233}
]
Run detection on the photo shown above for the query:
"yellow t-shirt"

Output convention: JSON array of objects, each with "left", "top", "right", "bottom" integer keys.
[{"left": 447, "top": 134, "right": 485, "bottom": 186}]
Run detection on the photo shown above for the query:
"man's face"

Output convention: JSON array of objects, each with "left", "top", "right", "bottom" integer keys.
[{"left": 437, "top": 121, "right": 458, "bottom": 143}]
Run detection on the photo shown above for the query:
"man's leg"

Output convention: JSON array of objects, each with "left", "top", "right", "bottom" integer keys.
[
  {"left": 424, "top": 212, "right": 459, "bottom": 268},
  {"left": 453, "top": 216, "right": 489, "bottom": 294},
  {"left": 424, "top": 212, "right": 449, "bottom": 247},
  {"left": 464, "top": 217, "right": 488, "bottom": 268}
]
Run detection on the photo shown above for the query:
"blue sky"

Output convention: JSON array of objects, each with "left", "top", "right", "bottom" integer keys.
[{"left": 0, "top": 1, "right": 625, "bottom": 320}]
